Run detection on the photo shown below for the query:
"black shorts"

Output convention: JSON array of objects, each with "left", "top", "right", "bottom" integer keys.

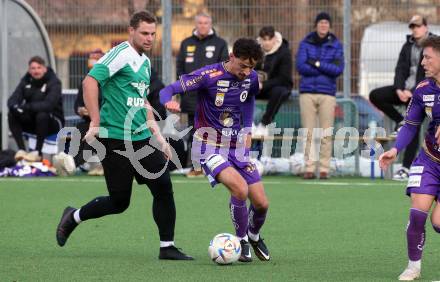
[{"left": 99, "top": 138, "right": 168, "bottom": 193}]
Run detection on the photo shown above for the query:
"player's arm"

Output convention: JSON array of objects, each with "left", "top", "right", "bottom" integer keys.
[
  {"left": 82, "top": 75, "right": 100, "bottom": 141},
  {"left": 379, "top": 89, "right": 424, "bottom": 169},
  {"left": 242, "top": 74, "right": 258, "bottom": 148},
  {"left": 159, "top": 72, "right": 206, "bottom": 113},
  {"left": 146, "top": 100, "right": 171, "bottom": 160}
]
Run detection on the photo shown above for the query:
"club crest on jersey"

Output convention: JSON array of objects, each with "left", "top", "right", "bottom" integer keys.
[
  {"left": 131, "top": 81, "right": 149, "bottom": 97},
  {"left": 215, "top": 93, "right": 225, "bottom": 107},
  {"left": 425, "top": 107, "right": 433, "bottom": 119},
  {"left": 240, "top": 90, "right": 248, "bottom": 102}
]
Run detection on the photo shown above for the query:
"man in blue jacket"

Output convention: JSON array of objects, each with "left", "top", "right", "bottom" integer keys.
[{"left": 296, "top": 12, "right": 344, "bottom": 179}]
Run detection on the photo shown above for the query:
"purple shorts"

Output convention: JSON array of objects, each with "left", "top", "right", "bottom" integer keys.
[
  {"left": 406, "top": 150, "right": 440, "bottom": 199},
  {"left": 194, "top": 144, "right": 261, "bottom": 187}
]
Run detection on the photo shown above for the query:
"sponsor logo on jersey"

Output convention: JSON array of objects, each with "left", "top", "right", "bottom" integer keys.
[
  {"left": 423, "top": 94, "right": 435, "bottom": 102},
  {"left": 206, "top": 46, "right": 216, "bottom": 52},
  {"left": 185, "top": 75, "right": 203, "bottom": 87},
  {"left": 217, "top": 80, "right": 230, "bottom": 87},
  {"left": 217, "top": 87, "right": 228, "bottom": 93},
  {"left": 209, "top": 71, "right": 223, "bottom": 78},
  {"left": 130, "top": 81, "right": 149, "bottom": 97},
  {"left": 240, "top": 90, "right": 248, "bottom": 102},
  {"left": 126, "top": 97, "right": 145, "bottom": 107},
  {"left": 187, "top": 45, "right": 196, "bottom": 52},
  {"left": 407, "top": 175, "right": 422, "bottom": 187},
  {"left": 215, "top": 93, "right": 225, "bottom": 107},
  {"left": 425, "top": 102, "right": 434, "bottom": 107},
  {"left": 409, "top": 166, "right": 424, "bottom": 174},
  {"left": 221, "top": 128, "right": 239, "bottom": 137},
  {"left": 201, "top": 68, "right": 217, "bottom": 75},
  {"left": 220, "top": 110, "right": 233, "bottom": 127}
]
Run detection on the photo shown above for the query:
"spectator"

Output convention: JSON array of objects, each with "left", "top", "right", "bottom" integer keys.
[
  {"left": 176, "top": 12, "right": 228, "bottom": 177},
  {"left": 8, "top": 56, "right": 64, "bottom": 162},
  {"left": 296, "top": 12, "right": 344, "bottom": 180},
  {"left": 253, "top": 26, "right": 293, "bottom": 136},
  {"left": 369, "top": 14, "right": 432, "bottom": 181}
]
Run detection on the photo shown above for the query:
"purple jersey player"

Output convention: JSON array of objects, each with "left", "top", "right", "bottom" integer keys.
[
  {"left": 160, "top": 38, "right": 270, "bottom": 262},
  {"left": 380, "top": 36, "right": 440, "bottom": 281}
]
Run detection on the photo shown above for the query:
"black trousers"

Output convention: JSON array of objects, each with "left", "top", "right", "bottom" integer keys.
[
  {"left": 78, "top": 138, "right": 176, "bottom": 241},
  {"left": 257, "top": 86, "right": 291, "bottom": 125},
  {"left": 72, "top": 120, "right": 95, "bottom": 167},
  {"left": 369, "top": 85, "right": 419, "bottom": 168},
  {"left": 8, "top": 110, "right": 61, "bottom": 154}
]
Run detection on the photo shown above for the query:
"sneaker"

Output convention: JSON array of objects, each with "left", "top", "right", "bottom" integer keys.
[
  {"left": 14, "top": 150, "right": 27, "bottom": 161},
  {"left": 393, "top": 167, "right": 409, "bottom": 181},
  {"left": 158, "top": 245, "right": 194, "bottom": 260},
  {"left": 185, "top": 169, "right": 204, "bottom": 178},
  {"left": 56, "top": 206, "right": 78, "bottom": 247},
  {"left": 249, "top": 236, "right": 270, "bottom": 261},
  {"left": 303, "top": 172, "right": 316, "bottom": 179},
  {"left": 53, "top": 152, "right": 76, "bottom": 176},
  {"left": 24, "top": 151, "right": 41, "bottom": 162},
  {"left": 319, "top": 172, "right": 329, "bottom": 179},
  {"left": 238, "top": 239, "right": 252, "bottom": 262},
  {"left": 88, "top": 165, "right": 104, "bottom": 176},
  {"left": 398, "top": 266, "right": 421, "bottom": 281}
]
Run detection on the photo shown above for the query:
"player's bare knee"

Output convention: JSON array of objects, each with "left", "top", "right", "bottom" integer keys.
[
  {"left": 231, "top": 187, "right": 248, "bottom": 201},
  {"left": 253, "top": 198, "right": 269, "bottom": 211}
]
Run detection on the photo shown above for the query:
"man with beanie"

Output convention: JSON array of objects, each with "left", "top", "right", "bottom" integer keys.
[
  {"left": 296, "top": 12, "right": 344, "bottom": 179},
  {"left": 253, "top": 26, "right": 293, "bottom": 136},
  {"left": 370, "top": 14, "right": 433, "bottom": 181}
]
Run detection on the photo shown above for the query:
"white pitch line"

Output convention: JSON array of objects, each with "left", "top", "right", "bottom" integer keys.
[{"left": 0, "top": 177, "right": 403, "bottom": 187}]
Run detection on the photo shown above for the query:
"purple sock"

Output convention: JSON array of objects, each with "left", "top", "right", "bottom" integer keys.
[
  {"left": 407, "top": 208, "right": 428, "bottom": 261},
  {"left": 248, "top": 204, "right": 267, "bottom": 235},
  {"left": 229, "top": 196, "right": 248, "bottom": 238}
]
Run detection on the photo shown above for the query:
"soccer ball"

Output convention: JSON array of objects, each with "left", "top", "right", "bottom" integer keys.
[{"left": 208, "top": 233, "right": 241, "bottom": 264}]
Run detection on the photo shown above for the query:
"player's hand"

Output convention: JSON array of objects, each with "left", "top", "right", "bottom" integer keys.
[
  {"left": 435, "top": 126, "right": 440, "bottom": 145},
  {"left": 78, "top": 107, "right": 89, "bottom": 117},
  {"left": 403, "top": 89, "right": 413, "bottom": 100},
  {"left": 379, "top": 148, "right": 398, "bottom": 170},
  {"left": 83, "top": 125, "right": 99, "bottom": 143},
  {"left": 165, "top": 101, "right": 181, "bottom": 113},
  {"left": 396, "top": 89, "right": 409, "bottom": 103},
  {"left": 156, "top": 135, "right": 172, "bottom": 160}
]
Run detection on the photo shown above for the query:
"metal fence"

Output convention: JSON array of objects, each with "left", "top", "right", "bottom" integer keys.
[{"left": 23, "top": 0, "right": 440, "bottom": 92}]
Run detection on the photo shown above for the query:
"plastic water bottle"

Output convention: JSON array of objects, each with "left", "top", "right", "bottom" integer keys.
[{"left": 368, "top": 120, "right": 377, "bottom": 179}]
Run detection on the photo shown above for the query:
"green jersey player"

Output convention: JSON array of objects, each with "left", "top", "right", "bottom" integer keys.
[{"left": 55, "top": 10, "right": 192, "bottom": 260}]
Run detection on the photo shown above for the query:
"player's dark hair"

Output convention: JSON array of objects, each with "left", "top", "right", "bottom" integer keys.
[
  {"left": 232, "top": 38, "right": 264, "bottom": 63},
  {"left": 28, "top": 56, "right": 45, "bottom": 66},
  {"left": 422, "top": 35, "right": 440, "bottom": 53},
  {"left": 259, "top": 26, "right": 275, "bottom": 39},
  {"left": 130, "top": 10, "right": 157, "bottom": 29}
]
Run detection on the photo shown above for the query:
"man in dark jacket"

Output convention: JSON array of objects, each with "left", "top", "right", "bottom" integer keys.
[
  {"left": 8, "top": 56, "right": 64, "bottom": 162},
  {"left": 369, "top": 14, "right": 431, "bottom": 181},
  {"left": 254, "top": 26, "right": 293, "bottom": 136},
  {"left": 176, "top": 12, "right": 228, "bottom": 177},
  {"left": 296, "top": 12, "right": 344, "bottom": 180}
]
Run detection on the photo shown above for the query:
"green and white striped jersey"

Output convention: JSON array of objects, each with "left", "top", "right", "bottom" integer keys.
[{"left": 88, "top": 41, "right": 152, "bottom": 141}]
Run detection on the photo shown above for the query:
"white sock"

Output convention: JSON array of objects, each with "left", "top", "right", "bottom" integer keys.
[
  {"left": 408, "top": 260, "right": 421, "bottom": 269},
  {"left": 248, "top": 231, "right": 259, "bottom": 242},
  {"left": 238, "top": 234, "right": 248, "bottom": 242},
  {"left": 160, "top": 241, "right": 174, "bottom": 248},
  {"left": 73, "top": 209, "right": 82, "bottom": 224}
]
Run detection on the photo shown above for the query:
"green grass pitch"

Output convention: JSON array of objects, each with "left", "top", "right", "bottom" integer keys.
[{"left": 1, "top": 176, "right": 439, "bottom": 281}]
